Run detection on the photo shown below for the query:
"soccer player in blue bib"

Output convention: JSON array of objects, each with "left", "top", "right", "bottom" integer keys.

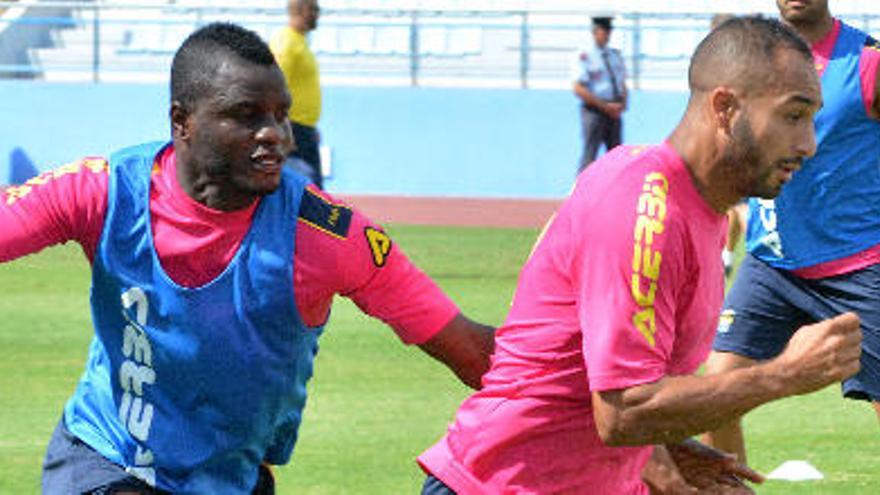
[
  {"left": 0, "top": 23, "right": 494, "bottom": 494},
  {"left": 706, "top": 0, "right": 880, "bottom": 461}
]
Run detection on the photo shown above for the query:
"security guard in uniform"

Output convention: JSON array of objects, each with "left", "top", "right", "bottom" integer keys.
[{"left": 572, "top": 16, "right": 628, "bottom": 172}]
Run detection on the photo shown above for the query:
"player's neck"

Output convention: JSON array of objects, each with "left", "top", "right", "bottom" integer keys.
[
  {"left": 668, "top": 119, "right": 737, "bottom": 214},
  {"left": 786, "top": 14, "right": 834, "bottom": 44},
  {"left": 182, "top": 183, "right": 256, "bottom": 212}
]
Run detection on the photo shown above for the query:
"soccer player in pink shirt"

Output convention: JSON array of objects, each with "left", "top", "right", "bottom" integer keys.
[
  {"left": 0, "top": 23, "right": 493, "bottom": 494},
  {"left": 418, "top": 17, "right": 861, "bottom": 494}
]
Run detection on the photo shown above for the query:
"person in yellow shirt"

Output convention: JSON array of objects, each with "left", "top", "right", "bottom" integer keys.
[{"left": 271, "top": 0, "right": 324, "bottom": 188}]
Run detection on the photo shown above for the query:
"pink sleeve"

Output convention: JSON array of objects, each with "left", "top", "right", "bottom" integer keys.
[
  {"left": 860, "top": 42, "right": 880, "bottom": 114},
  {"left": 294, "top": 186, "right": 459, "bottom": 343},
  {"left": 0, "top": 158, "right": 108, "bottom": 263},
  {"left": 573, "top": 173, "right": 689, "bottom": 392}
]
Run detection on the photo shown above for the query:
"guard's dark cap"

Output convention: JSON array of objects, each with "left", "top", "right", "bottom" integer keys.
[{"left": 592, "top": 17, "right": 613, "bottom": 31}]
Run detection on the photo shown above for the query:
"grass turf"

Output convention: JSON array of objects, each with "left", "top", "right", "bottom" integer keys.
[{"left": 0, "top": 225, "right": 877, "bottom": 493}]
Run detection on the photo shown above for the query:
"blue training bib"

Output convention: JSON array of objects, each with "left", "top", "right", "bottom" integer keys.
[
  {"left": 748, "top": 22, "right": 880, "bottom": 270},
  {"left": 64, "top": 141, "right": 321, "bottom": 493}
]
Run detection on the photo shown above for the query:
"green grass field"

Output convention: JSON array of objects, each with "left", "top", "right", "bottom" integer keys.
[{"left": 0, "top": 225, "right": 877, "bottom": 493}]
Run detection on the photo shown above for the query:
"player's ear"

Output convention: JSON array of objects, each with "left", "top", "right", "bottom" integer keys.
[
  {"left": 170, "top": 100, "right": 191, "bottom": 141},
  {"left": 710, "top": 87, "right": 738, "bottom": 134}
]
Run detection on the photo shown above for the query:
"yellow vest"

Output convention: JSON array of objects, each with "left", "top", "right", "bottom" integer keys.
[{"left": 270, "top": 27, "right": 321, "bottom": 127}]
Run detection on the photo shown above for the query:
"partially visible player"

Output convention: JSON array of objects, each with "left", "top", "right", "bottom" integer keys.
[
  {"left": 418, "top": 17, "right": 858, "bottom": 495},
  {"left": 706, "top": 0, "right": 880, "bottom": 463},
  {"left": 0, "top": 23, "right": 493, "bottom": 494}
]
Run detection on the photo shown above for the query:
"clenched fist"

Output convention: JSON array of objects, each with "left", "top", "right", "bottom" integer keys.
[{"left": 773, "top": 312, "right": 862, "bottom": 396}]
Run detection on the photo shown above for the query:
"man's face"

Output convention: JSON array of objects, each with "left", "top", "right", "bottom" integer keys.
[
  {"left": 592, "top": 26, "right": 610, "bottom": 48},
  {"left": 175, "top": 59, "right": 293, "bottom": 204},
  {"left": 720, "top": 48, "right": 822, "bottom": 199},
  {"left": 302, "top": 0, "right": 320, "bottom": 31},
  {"left": 776, "top": 0, "right": 829, "bottom": 26}
]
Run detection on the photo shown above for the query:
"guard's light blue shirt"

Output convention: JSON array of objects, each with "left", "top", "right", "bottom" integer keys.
[
  {"left": 571, "top": 43, "right": 626, "bottom": 102},
  {"left": 747, "top": 22, "right": 880, "bottom": 270},
  {"left": 64, "top": 141, "right": 321, "bottom": 493}
]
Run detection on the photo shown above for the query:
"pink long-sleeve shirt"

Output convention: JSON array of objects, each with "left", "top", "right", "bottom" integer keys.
[{"left": 0, "top": 145, "right": 458, "bottom": 342}]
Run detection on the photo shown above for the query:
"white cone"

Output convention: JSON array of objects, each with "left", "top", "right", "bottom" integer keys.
[{"left": 766, "top": 460, "right": 824, "bottom": 481}]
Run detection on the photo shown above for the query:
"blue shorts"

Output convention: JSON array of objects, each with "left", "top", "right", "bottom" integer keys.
[{"left": 713, "top": 253, "right": 880, "bottom": 402}]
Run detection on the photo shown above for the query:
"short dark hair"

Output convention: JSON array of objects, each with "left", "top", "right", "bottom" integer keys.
[
  {"left": 170, "top": 22, "right": 277, "bottom": 110},
  {"left": 592, "top": 17, "right": 613, "bottom": 31},
  {"left": 689, "top": 16, "right": 813, "bottom": 95}
]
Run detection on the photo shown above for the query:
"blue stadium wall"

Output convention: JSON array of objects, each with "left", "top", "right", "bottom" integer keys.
[{"left": 0, "top": 82, "right": 687, "bottom": 198}]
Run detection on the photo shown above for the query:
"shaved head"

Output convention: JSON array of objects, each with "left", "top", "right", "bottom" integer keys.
[
  {"left": 689, "top": 16, "right": 813, "bottom": 97},
  {"left": 668, "top": 15, "right": 821, "bottom": 212},
  {"left": 288, "top": 0, "right": 317, "bottom": 15},
  {"left": 287, "top": 0, "right": 319, "bottom": 32}
]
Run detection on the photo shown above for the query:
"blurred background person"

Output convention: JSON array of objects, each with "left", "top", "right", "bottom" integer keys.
[
  {"left": 572, "top": 16, "right": 628, "bottom": 173},
  {"left": 271, "top": 0, "right": 325, "bottom": 189}
]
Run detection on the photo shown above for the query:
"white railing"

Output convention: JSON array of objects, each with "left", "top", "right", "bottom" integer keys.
[{"left": 2, "top": 1, "right": 879, "bottom": 89}]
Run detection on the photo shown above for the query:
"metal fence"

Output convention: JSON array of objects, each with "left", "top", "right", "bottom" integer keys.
[{"left": 2, "top": 1, "right": 880, "bottom": 89}]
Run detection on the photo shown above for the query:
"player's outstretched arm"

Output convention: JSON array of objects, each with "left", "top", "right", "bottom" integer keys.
[
  {"left": 592, "top": 312, "right": 862, "bottom": 446},
  {"left": 299, "top": 187, "right": 496, "bottom": 390},
  {"left": 418, "top": 314, "right": 494, "bottom": 390},
  {"left": 0, "top": 159, "right": 108, "bottom": 263}
]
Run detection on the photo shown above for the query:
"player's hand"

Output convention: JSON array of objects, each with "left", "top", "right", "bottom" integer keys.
[
  {"left": 774, "top": 312, "right": 862, "bottom": 396},
  {"left": 665, "top": 439, "right": 762, "bottom": 493},
  {"left": 642, "top": 445, "right": 699, "bottom": 494},
  {"left": 643, "top": 441, "right": 760, "bottom": 494},
  {"left": 604, "top": 102, "right": 624, "bottom": 119}
]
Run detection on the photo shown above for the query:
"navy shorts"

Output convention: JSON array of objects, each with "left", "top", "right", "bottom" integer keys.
[
  {"left": 42, "top": 418, "right": 164, "bottom": 495},
  {"left": 713, "top": 253, "right": 880, "bottom": 401},
  {"left": 42, "top": 416, "right": 275, "bottom": 494},
  {"left": 421, "top": 474, "right": 457, "bottom": 495}
]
